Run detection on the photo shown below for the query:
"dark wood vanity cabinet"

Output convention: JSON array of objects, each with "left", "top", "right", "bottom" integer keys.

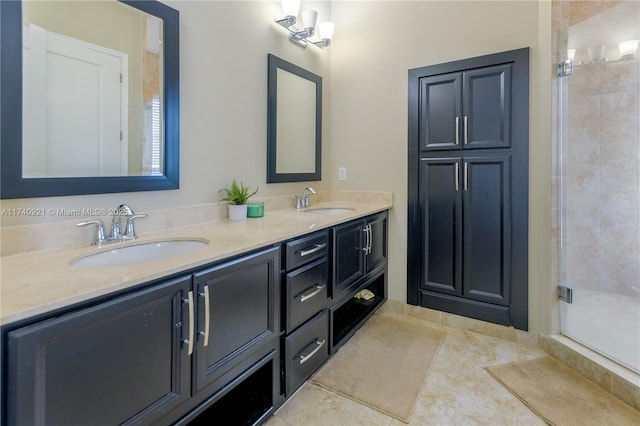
[
  {"left": 280, "top": 231, "right": 330, "bottom": 398},
  {"left": 3, "top": 211, "right": 390, "bottom": 425},
  {"left": 3, "top": 246, "right": 281, "bottom": 426},
  {"left": 6, "top": 275, "right": 193, "bottom": 425},
  {"left": 332, "top": 211, "right": 387, "bottom": 301},
  {"left": 329, "top": 211, "right": 388, "bottom": 353},
  {"left": 193, "top": 247, "right": 280, "bottom": 395}
]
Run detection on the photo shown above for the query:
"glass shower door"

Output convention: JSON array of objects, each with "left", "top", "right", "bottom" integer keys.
[{"left": 555, "top": 0, "right": 640, "bottom": 373}]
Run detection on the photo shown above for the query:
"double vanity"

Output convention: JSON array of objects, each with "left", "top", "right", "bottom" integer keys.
[{"left": 0, "top": 196, "right": 391, "bottom": 425}]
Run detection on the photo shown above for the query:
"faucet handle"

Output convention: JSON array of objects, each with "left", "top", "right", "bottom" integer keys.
[
  {"left": 76, "top": 220, "right": 106, "bottom": 246},
  {"left": 122, "top": 214, "right": 147, "bottom": 240}
]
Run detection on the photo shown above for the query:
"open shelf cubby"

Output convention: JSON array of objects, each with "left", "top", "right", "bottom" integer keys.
[
  {"left": 188, "top": 359, "right": 274, "bottom": 426},
  {"left": 330, "top": 270, "right": 386, "bottom": 353}
]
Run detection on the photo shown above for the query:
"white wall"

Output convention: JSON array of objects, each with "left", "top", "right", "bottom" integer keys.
[
  {"left": 327, "top": 1, "right": 554, "bottom": 334},
  {"left": 1, "top": 1, "right": 555, "bottom": 334}
]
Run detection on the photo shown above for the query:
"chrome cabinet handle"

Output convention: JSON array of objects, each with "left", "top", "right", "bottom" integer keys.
[
  {"left": 464, "top": 162, "right": 469, "bottom": 191},
  {"left": 300, "top": 243, "right": 326, "bottom": 257},
  {"left": 362, "top": 225, "right": 371, "bottom": 254},
  {"left": 463, "top": 116, "right": 468, "bottom": 145},
  {"left": 368, "top": 225, "right": 373, "bottom": 255},
  {"left": 297, "top": 338, "right": 326, "bottom": 365},
  {"left": 362, "top": 226, "right": 368, "bottom": 252},
  {"left": 455, "top": 162, "right": 459, "bottom": 191},
  {"left": 455, "top": 116, "right": 460, "bottom": 145},
  {"left": 297, "top": 284, "right": 326, "bottom": 302},
  {"left": 183, "top": 291, "right": 195, "bottom": 356},
  {"left": 199, "top": 285, "right": 211, "bottom": 347}
]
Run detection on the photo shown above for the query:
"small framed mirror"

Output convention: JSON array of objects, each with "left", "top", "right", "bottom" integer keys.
[{"left": 267, "top": 54, "right": 322, "bottom": 183}]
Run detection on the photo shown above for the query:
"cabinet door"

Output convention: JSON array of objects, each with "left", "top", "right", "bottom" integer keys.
[
  {"left": 462, "top": 156, "right": 511, "bottom": 305},
  {"left": 7, "top": 276, "right": 192, "bottom": 426},
  {"left": 462, "top": 64, "right": 512, "bottom": 149},
  {"left": 193, "top": 246, "right": 279, "bottom": 394},
  {"left": 420, "top": 158, "right": 463, "bottom": 295},
  {"left": 419, "top": 73, "right": 462, "bottom": 151},
  {"left": 332, "top": 220, "right": 365, "bottom": 300},
  {"left": 365, "top": 211, "right": 387, "bottom": 274}
]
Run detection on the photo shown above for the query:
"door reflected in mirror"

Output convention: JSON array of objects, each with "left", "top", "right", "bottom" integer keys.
[
  {"left": 21, "top": 0, "right": 163, "bottom": 178},
  {"left": 267, "top": 54, "right": 322, "bottom": 183},
  {"left": 0, "top": 0, "right": 179, "bottom": 199}
]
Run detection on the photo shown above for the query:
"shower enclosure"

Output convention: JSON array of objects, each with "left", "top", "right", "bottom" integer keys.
[{"left": 553, "top": 1, "right": 639, "bottom": 373}]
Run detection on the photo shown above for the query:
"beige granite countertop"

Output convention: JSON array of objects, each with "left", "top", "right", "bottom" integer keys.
[{"left": 1, "top": 199, "right": 391, "bottom": 326}]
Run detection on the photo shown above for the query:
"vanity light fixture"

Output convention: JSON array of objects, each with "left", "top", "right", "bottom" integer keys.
[
  {"left": 619, "top": 39, "right": 639, "bottom": 58},
  {"left": 274, "top": 0, "right": 334, "bottom": 48}
]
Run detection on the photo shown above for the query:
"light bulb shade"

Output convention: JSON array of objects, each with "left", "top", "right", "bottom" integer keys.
[
  {"left": 567, "top": 48, "right": 576, "bottom": 60},
  {"left": 301, "top": 9, "right": 318, "bottom": 30},
  {"left": 318, "top": 21, "right": 335, "bottom": 40},
  {"left": 281, "top": 0, "right": 300, "bottom": 18},
  {"left": 619, "top": 39, "right": 639, "bottom": 56}
]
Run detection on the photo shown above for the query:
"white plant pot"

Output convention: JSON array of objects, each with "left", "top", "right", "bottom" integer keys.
[{"left": 228, "top": 204, "right": 247, "bottom": 221}]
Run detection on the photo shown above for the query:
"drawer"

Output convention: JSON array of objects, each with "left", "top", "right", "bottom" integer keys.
[
  {"left": 285, "top": 310, "right": 329, "bottom": 396},
  {"left": 286, "top": 258, "right": 328, "bottom": 333},
  {"left": 285, "top": 231, "right": 328, "bottom": 271}
]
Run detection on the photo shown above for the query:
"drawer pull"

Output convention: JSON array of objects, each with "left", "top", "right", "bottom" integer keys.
[
  {"left": 297, "top": 284, "right": 326, "bottom": 302},
  {"left": 300, "top": 243, "right": 326, "bottom": 257},
  {"left": 297, "top": 338, "right": 326, "bottom": 365}
]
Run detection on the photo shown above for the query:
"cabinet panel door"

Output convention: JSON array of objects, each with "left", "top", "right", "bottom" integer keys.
[
  {"left": 332, "top": 220, "right": 365, "bottom": 300},
  {"left": 462, "top": 156, "right": 511, "bottom": 305},
  {"left": 193, "top": 247, "right": 279, "bottom": 393},
  {"left": 420, "top": 158, "right": 463, "bottom": 295},
  {"left": 463, "top": 65, "right": 512, "bottom": 149},
  {"left": 7, "top": 276, "right": 192, "bottom": 426},
  {"left": 365, "top": 211, "right": 387, "bottom": 274},
  {"left": 419, "top": 73, "right": 461, "bottom": 151}
]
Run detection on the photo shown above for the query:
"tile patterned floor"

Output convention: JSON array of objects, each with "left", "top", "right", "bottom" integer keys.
[{"left": 267, "top": 310, "right": 548, "bottom": 426}]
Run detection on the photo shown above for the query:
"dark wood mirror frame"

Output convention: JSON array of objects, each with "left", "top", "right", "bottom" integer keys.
[
  {"left": 0, "top": 0, "right": 180, "bottom": 199},
  {"left": 267, "top": 54, "right": 322, "bottom": 183}
]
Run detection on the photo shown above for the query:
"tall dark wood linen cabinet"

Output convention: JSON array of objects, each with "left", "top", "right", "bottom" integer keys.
[{"left": 407, "top": 48, "right": 529, "bottom": 330}]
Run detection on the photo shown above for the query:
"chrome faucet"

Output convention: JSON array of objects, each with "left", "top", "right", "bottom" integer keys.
[
  {"left": 110, "top": 204, "right": 147, "bottom": 241},
  {"left": 77, "top": 204, "right": 147, "bottom": 245},
  {"left": 294, "top": 187, "right": 316, "bottom": 209}
]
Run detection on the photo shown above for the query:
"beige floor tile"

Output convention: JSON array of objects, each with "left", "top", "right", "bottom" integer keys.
[
  {"left": 266, "top": 318, "right": 553, "bottom": 426},
  {"left": 273, "top": 383, "right": 393, "bottom": 426},
  {"left": 515, "top": 402, "right": 547, "bottom": 425}
]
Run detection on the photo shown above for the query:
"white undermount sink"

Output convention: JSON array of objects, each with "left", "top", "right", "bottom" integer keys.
[
  {"left": 304, "top": 207, "right": 355, "bottom": 215},
  {"left": 72, "top": 239, "right": 209, "bottom": 268}
]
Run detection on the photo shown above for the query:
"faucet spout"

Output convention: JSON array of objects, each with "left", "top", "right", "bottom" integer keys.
[
  {"left": 108, "top": 204, "right": 142, "bottom": 241},
  {"left": 302, "top": 187, "right": 316, "bottom": 208}
]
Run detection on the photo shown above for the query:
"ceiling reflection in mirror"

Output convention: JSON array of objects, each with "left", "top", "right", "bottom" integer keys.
[{"left": 21, "top": 0, "right": 164, "bottom": 178}]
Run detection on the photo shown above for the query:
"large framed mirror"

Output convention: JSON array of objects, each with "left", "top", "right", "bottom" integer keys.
[
  {"left": 0, "top": 0, "right": 179, "bottom": 199},
  {"left": 267, "top": 54, "right": 321, "bottom": 183}
]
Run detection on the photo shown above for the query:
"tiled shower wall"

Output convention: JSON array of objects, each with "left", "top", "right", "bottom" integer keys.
[{"left": 552, "top": 0, "right": 640, "bottom": 298}]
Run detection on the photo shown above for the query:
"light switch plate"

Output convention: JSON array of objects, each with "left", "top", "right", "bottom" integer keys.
[{"left": 338, "top": 167, "right": 347, "bottom": 181}]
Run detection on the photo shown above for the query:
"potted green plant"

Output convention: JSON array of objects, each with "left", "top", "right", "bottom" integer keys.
[{"left": 219, "top": 179, "right": 258, "bottom": 221}]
